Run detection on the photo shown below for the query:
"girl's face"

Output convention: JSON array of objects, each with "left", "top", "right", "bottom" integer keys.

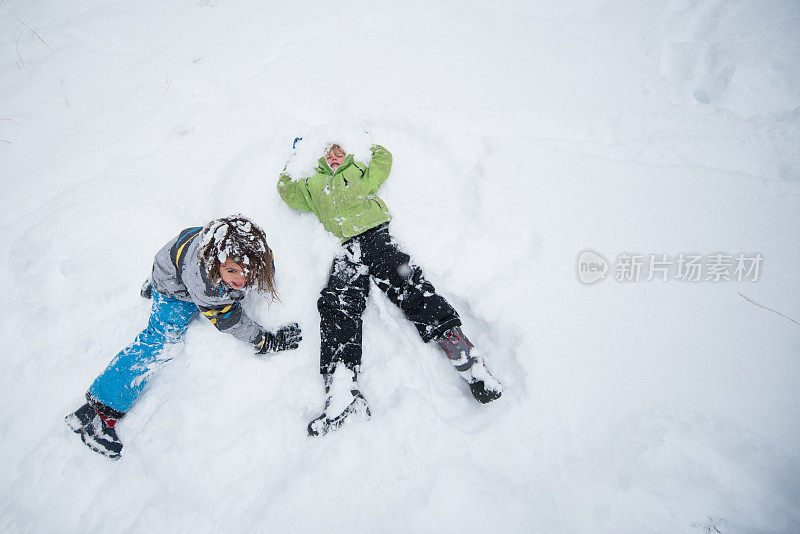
[
  {"left": 219, "top": 258, "right": 248, "bottom": 290},
  {"left": 325, "top": 148, "right": 346, "bottom": 170}
]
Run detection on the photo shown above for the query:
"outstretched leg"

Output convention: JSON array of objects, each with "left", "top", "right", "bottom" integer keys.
[
  {"left": 88, "top": 291, "right": 197, "bottom": 414},
  {"left": 358, "top": 224, "right": 460, "bottom": 342},
  {"left": 311, "top": 252, "right": 372, "bottom": 435},
  {"left": 357, "top": 224, "right": 502, "bottom": 403},
  {"left": 317, "top": 252, "right": 370, "bottom": 375},
  {"left": 67, "top": 291, "right": 196, "bottom": 459}
]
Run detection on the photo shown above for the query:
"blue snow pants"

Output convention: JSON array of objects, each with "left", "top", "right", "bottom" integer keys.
[{"left": 88, "top": 290, "right": 198, "bottom": 414}]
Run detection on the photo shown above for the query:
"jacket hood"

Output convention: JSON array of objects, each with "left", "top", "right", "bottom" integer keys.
[{"left": 316, "top": 153, "right": 354, "bottom": 174}]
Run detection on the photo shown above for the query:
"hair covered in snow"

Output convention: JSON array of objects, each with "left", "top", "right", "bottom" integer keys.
[
  {"left": 197, "top": 214, "right": 277, "bottom": 298},
  {"left": 325, "top": 143, "right": 345, "bottom": 157}
]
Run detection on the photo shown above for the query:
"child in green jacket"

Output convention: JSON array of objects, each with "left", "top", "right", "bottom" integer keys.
[{"left": 278, "top": 143, "right": 502, "bottom": 436}]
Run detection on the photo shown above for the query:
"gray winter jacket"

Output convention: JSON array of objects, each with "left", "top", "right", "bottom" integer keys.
[{"left": 150, "top": 227, "right": 265, "bottom": 345}]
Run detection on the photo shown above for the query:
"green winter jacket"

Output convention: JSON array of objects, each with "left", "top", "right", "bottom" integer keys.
[{"left": 277, "top": 145, "right": 393, "bottom": 242}]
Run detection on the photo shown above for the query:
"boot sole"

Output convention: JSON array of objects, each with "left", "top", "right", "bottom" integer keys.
[
  {"left": 308, "top": 394, "right": 371, "bottom": 437},
  {"left": 64, "top": 414, "right": 86, "bottom": 434},
  {"left": 66, "top": 416, "right": 122, "bottom": 460},
  {"left": 80, "top": 432, "right": 122, "bottom": 461},
  {"left": 470, "top": 381, "right": 503, "bottom": 404}
]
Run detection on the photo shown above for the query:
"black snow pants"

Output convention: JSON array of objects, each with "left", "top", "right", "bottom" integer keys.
[{"left": 317, "top": 223, "right": 461, "bottom": 375}]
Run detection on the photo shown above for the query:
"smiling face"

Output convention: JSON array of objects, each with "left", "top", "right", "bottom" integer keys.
[
  {"left": 219, "top": 258, "right": 248, "bottom": 290},
  {"left": 324, "top": 145, "right": 346, "bottom": 170}
]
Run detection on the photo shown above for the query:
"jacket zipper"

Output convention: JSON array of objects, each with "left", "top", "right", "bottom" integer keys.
[{"left": 330, "top": 169, "right": 343, "bottom": 231}]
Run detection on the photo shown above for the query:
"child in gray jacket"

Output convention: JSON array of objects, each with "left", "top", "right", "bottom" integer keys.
[{"left": 65, "top": 214, "right": 301, "bottom": 460}]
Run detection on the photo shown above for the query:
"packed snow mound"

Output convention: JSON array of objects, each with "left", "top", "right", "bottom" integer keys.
[
  {"left": 1, "top": 0, "right": 799, "bottom": 533},
  {"left": 282, "top": 126, "right": 376, "bottom": 179}
]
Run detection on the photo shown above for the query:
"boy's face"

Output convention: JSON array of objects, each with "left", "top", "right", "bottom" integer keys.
[
  {"left": 325, "top": 148, "right": 346, "bottom": 170},
  {"left": 219, "top": 258, "right": 248, "bottom": 290}
]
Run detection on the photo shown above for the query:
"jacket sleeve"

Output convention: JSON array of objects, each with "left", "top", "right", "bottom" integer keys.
[
  {"left": 277, "top": 172, "right": 313, "bottom": 212},
  {"left": 182, "top": 254, "right": 266, "bottom": 346},
  {"left": 362, "top": 145, "right": 392, "bottom": 193},
  {"left": 195, "top": 300, "right": 265, "bottom": 345}
]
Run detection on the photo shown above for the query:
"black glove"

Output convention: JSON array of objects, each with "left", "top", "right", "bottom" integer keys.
[
  {"left": 140, "top": 278, "right": 153, "bottom": 299},
  {"left": 255, "top": 323, "right": 302, "bottom": 354}
]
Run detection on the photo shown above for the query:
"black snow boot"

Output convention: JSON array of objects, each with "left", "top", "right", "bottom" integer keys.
[
  {"left": 435, "top": 326, "right": 503, "bottom": 404},
  {"left": 308, "top": 365, "right": 371, "bottom": 436},
  {"left": 65, "top": 403, "right": 123, "bottom": 460}
]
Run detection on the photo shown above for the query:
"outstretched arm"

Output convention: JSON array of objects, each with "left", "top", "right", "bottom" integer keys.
[
  {"left": 277, "top": 172, "right": 313, "bottom": 211},
  {"left": 198, "top": 300, "right": 302, "bottom": 353},
  {"left": 363, "top": 145, "right": 392, "bottom": 193},
  {"left": 197, "top": 300, "right": 263, "bottom": 344}
]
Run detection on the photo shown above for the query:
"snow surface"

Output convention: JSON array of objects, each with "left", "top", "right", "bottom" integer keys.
[{"left": 2, "top": 1, "right": 799, "bottom": 533}]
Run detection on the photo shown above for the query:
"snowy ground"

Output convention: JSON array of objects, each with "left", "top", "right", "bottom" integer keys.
[{"left": 2, "top": 1, "right": 799, "bottom": 533}]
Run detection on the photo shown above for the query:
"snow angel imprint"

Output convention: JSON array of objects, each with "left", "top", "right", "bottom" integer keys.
[{"left": 277, "top": 141, "right": 502, "bottom": 437}]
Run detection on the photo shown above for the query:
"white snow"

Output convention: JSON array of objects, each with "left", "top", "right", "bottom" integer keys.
[
  {"left": 284, "top": 128, "right": 374, "bottom": 179},
  {"left": 2, "top": 1, "right": 799, "bottom": 533}
]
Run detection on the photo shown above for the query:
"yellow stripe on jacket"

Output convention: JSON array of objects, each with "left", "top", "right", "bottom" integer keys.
[{"left": 202, "top": 304, "right": 234, "bottom": 324}]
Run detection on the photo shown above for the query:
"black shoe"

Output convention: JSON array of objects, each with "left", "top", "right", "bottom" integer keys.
[
  {"left": 65, "top": 403, "right": 96, "bottom": 433},
  {"left": 308, "top": 366, "right": 371, "bottom": 436},
  {"left": 140, "top": 278, "right": 153, "bottom": 299},
  {"left": 435, "top": 326, "right": 504, "bottom": 403},
  {"left": 80, "top": 421, "right": 123, "bottom": 461},
  {"left": 308, "top": 390, "right": 371, "bottom": 437},
  {"left": 469, "top": 381, "right": 502, "bottom": 404},
  {"left": 65, "top": 403, "right": 123, "bottom": 460}
]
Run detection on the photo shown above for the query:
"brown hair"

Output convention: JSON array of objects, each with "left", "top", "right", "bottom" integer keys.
[
  {"left": 326, "top": 143, "right": 345, "bottom": 157},
  {"left": 197, "top": 214, "right": 278, "bottom": 300}
]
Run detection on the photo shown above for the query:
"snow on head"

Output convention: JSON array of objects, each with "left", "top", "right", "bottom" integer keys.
[
  {"left": 213, "top": 225, "right": 230, "bottom": 262},
  {"left": 283, "top": 125, "right": 374, "bottom": 178},
  {"left": 198, "top": 215, "right": 269, "bottom": 284}
]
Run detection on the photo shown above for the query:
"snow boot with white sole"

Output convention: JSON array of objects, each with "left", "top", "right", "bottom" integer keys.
[
  {"left": 308, "top": 365, "right": 371, "bottom": 436},
  {"left": 65, "top": 402, "right": 123, "bottom": 460},
  {"left": 435, "top": 326, "right": 502, "bottom": 404}
]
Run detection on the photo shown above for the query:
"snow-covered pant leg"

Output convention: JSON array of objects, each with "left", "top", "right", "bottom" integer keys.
[
  {"left": 88, "top": 291, "right": 197, "bottom": 414},
  {"left": 318, "top": 253, "right": 370, "bottom": 375},
  {"left": 359, "top": 224, "right": 461, "bottom": 342}
]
